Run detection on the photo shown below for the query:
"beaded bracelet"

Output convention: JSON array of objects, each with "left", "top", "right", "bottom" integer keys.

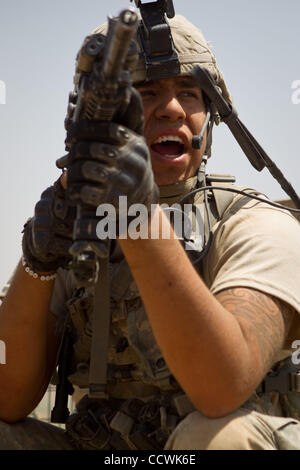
[{"left": 21, "top": 256, "right": 57, "bottom": 282}]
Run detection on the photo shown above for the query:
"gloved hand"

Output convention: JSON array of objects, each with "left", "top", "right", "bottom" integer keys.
[
  {"left": 57, "top": 88, "right": 159, "bottom": 237},
  {"left": 22, "top": 178, "right": 75, "bottom": 273}
]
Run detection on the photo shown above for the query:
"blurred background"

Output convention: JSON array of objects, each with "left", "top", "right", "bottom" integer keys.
[{"left": 0, "top": 0, "right": 299, "bottom": 289}]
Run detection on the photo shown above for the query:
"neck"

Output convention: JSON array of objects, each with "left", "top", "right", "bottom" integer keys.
[{"left": 159, "top": 176, "right": 199, "bottom": 205}]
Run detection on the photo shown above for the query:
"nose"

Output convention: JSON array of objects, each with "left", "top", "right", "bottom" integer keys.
[{"left": 155, "top": 93, "right": 186, "bottom": 122}]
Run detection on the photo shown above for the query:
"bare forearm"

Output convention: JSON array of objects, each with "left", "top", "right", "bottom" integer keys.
[
  {"left": 119, "top": 209, "right": 265, "bottom": 416},
  {"left": 0, "top": 260, "right": 58, "bottom": 420}
]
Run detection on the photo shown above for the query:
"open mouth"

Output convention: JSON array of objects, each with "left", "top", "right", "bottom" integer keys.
[{"left": 151, "top": 135, "right": 186, "bottom": 158}]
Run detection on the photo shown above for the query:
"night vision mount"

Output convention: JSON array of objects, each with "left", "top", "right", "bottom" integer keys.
[{"left": 130, "top": 0, "right": 180, "bottom": 80}]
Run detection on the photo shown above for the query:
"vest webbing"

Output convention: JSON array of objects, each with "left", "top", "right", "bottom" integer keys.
[{"left": 86, "top": 176, "right": 263, "bottom": 398}]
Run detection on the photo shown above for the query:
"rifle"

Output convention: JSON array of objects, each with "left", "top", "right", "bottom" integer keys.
[
  {"left": 60, "top": 8, "right": 139, "bottom": 286},
  {"left": 51, "top": 9, "right": 139, "bottom": 422}
]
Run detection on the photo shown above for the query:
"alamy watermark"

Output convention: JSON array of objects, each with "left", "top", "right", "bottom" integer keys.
[
  {"left": 291, "top": 80, "right": 300, "bottom": 104},
  {"left": 95, "top": 197, "right": 204, "bottom": 251},
  {"left": 292, "top": 340, "right": 300, "bottom": 365},
  {"left": 0, "top": 340, "right": 6, "bottom": 365},
  {"left": 0, "top": 80, "right": 6, "bottom": 104}
]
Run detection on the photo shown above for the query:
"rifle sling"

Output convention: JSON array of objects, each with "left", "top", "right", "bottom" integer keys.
[
  {"left": 192, "top": 66, "right": 300, "bottom": 209},
  {"left": 88, "top": 255, "right": 111, "bottom": 399}
]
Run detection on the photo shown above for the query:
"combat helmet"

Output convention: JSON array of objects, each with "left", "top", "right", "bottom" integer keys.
[{"left": 91, "top": 10, "right": 233, "bottom": 157}]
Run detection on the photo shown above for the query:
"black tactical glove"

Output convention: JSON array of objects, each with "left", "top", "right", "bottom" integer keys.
[
  {"left": 22, "top": 178, "right": 76, "bottom": 273},
  {"left": 58, "top": 88, "right": 159, "bottom": 237}
]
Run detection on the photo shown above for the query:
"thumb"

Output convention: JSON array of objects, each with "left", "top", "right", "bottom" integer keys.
[{"left": 60, "top": 171, "right": 68, "bottom": 190}]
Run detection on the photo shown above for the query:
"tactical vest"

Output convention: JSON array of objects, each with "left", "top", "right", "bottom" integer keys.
[{"left": 60, "top": 175, "right": 261, "bottom": 400}]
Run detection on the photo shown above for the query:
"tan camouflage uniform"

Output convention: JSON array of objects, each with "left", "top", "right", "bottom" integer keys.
[{"left": 1, "top": 15, "right": 300, "bottom": 450}]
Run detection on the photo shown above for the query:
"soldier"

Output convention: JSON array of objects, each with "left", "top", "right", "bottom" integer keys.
[{"left": 0, "top": 13, "right": 300, "bottom": 450}]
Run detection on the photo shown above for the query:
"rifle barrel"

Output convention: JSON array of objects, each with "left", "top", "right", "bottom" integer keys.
[{"left": 102, "top": 9, "right": 138, "bottom": 80}]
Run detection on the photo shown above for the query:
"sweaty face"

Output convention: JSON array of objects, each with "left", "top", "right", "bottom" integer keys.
[{"left": 136, "top": 76, "right": 207, "bottom": 186}]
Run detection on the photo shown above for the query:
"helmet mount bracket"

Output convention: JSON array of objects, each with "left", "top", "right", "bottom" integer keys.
[{"left": 130, "top": 0, "right": 180, "bottom": 80}]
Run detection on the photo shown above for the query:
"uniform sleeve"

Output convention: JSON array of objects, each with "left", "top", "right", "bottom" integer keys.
[{"left": 204, "top": 198, "right": 300, "bottom": 315}]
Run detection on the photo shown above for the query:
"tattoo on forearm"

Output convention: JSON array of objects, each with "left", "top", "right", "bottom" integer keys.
[{"left": 216, "top": 288, "right": 294, "bottom": 372}]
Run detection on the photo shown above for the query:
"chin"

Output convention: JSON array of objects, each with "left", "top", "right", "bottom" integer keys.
[{"left": 155, "top": 175, "right": 185, "bottom": 186}]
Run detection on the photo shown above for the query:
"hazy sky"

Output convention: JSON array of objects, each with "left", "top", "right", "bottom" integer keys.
[{"left": 0, "top": 0, "right": 299, "bottom": 289}]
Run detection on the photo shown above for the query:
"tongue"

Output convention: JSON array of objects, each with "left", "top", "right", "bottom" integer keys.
[{"left": 151, "top": 142, "right": 184, "bottom": 156}]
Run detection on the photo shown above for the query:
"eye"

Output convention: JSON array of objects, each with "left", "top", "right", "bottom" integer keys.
[
  {"left": 139, "top": 89, "right": 156, "bottom": 98},
  {"left": 179, "top": 90, "right": 198, "bottom": 99}
]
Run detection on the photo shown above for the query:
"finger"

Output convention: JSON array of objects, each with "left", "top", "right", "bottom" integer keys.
[
  {"left": 68, "top": 183, "right": 107, "bottom": 207},
  {"left": 110, "top": 172, "right": 136, "bottom": 195},
  {"left": 33, "top": 232, "right": 72, "bottom": 260},
  {"left": 60, "top": 171, "right": 68, "bottom": 190},
  {"left": 68, "top": 160, "right": 111, "bottom": 185},
  {"left": 33, "top": 232, "right": 71, "bottom": 260},
  {"left": 118, "top": 146, "right": 149, "bottom": 174},
  {"left": 34, "top": 200, "right": 52, "bottom": 220},
  {"left": 90, "top": 142, "right": 119, "bottom": 163},
  {"left": 67, "top": 120, "right": 133, "bottom": 146},
  {"left": 40, "top": 186, "right": 54, "bottom": 201},
  {"left": 49, "top": 237, "right": 73, "bottom": 256},
  {"left": 56, "top": 154, "right": 71, "bottom": 169},
  {"left": 70, "top": 141, "right": 120, "bottom": 165}
]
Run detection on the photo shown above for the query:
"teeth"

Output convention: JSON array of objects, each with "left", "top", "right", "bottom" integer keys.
[{"left": 153, "top": 135, "right": 184, "bottom": 144}]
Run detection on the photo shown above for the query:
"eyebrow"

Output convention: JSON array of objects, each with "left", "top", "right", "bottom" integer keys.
[
  {"left": 135, "top": 80, "right": 156, "bottom": 88},
  {"left": 176, "top": 78, "right": 199, "bottom": 88}
]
